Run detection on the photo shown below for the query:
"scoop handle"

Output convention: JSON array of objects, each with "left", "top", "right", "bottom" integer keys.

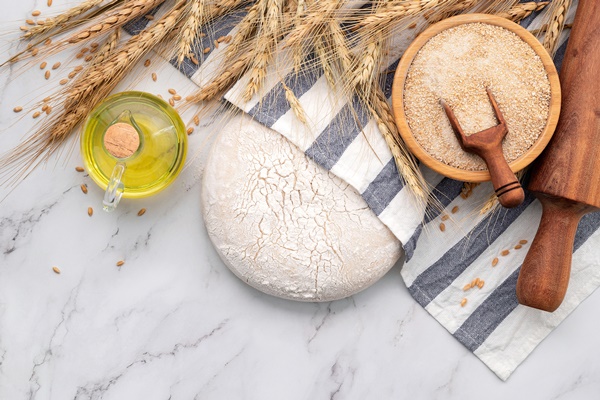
[
  {"left": 516, "top": 194, "right": 587, "bottom": 312},
  {"left": 482, "top": 146, "right": 525, "bottom": 208}
]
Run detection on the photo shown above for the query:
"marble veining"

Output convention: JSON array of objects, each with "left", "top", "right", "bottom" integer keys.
[{"left": 0, "top": 1, "right": 599, "bottom": 399}]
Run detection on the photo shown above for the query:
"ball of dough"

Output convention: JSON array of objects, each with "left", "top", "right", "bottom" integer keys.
[{"left": 201, "top": 114, "right": 402, "bottom": 301}]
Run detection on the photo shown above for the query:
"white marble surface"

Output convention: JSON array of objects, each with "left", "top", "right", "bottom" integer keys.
[{"left": 1, "top": 2, "right": 599, "bottom": 399}]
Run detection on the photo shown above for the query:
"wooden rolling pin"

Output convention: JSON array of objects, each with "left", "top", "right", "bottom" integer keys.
[{"left": 516, "top": 0, "right": 600, "bottom": 312}]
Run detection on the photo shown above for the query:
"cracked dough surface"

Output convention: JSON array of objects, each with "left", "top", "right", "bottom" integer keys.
[{"left": 202, "top": 114, "right": 402, "bottom": 301}]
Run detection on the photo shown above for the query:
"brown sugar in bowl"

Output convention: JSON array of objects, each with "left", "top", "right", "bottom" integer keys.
[{"left": 391, "top": 14, "right": 561, "bottom": 182}]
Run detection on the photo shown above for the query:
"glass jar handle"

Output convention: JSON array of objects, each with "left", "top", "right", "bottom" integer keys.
[{"left": 103, "top": 162, "right": 126, "bottom": 212}]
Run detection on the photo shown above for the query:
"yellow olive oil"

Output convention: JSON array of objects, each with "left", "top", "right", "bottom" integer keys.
[{"left": 81, "top": 92, "right": 187, "bottom": 198}]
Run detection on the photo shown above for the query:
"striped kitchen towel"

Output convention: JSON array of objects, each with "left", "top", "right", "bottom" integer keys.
[{"left": 128, "top": 0, "right": 600, "bottom": 380}]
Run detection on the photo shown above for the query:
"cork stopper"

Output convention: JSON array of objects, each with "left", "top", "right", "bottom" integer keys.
[{"left": 103, "top": 122, "right": 140, "bottom": 159}]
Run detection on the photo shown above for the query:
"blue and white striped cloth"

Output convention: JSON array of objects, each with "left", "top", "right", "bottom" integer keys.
[{"left": 129, "top": 0, "right": 600, "bottom": 380}]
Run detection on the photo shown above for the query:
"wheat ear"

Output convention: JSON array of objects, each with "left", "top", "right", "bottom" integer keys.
[
  {"left": 186, "top": 51, "right": 253, "bottom": 103},
  {"left": 542, "top": 0, "right": 572, "bottom": 56},
  {"left": 282, "top": 82, "right": 307, "bottom": 124},
  {"left": 176, "top": 0, "right": 206, "bottom": 65},
  {"left": 498, "top": 1, "right": 549, "bottom": 23},
  {"left": 370, "top": 87, "right": 427, "bottom": 201},
  {"left": 24, "top": 0, "right": 107, "bottom": 38}
]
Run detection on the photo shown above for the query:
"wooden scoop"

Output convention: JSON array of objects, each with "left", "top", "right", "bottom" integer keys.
[
  {"left": 516, "top": 0, "right": 600, "bottom": 312},
  {"left": 441, "top": 88, "right": 525, "bottom": 208}
]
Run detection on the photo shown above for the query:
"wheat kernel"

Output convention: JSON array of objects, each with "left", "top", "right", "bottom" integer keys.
[
  {"left": 31, "top": 48, "right": 38, "bottom": 56},
  {"left": 168, "top": 88, "right": 176, "bottom": 95},
  {"left": 74, "top": 65, "right": 83, "bottom": 72},
  {"left": 60, "top": 78, "right": 68, "bottom": 85},
  {"left": 203, "top": 47, "right": 211, "bottom": 54},
  {"left": 32, "top": 111, "right": 41, "bottom": 118},
  {"left": 20, "top": 26, "right": 29, "bottom": 31},
  {"left": 44, "top": 38, "right": 52, "bottom": 46},
  {"left": 75, "top": 166, "right": 84, "bottom": 172},
  {"left": 144, "top": 14, "right": 154, "bottom": 20},
  {"left": 144, "top": 59, "right": 151, "bottom": 67},
  {"left": 32, "top": 10, "right": 41, "bottom": 16},
  {"left": 80, "top": 184, "right": 88, "bottom": 194},
  {"left": 477, "top": 280, "right": 485, "bottom": 289},
  {"left": 460, "top": 298, "right": 467, "bottom": 307},
  {"left": 173, "top": 94, "right": 181, "bottom": 101},
  {"left": 85, "top": 55, "right": 93, "bottom": 62},
  {"left": 39, "top": 61, "right": 47, "bottom": 69},
  {"left": 193, "top": 115, "right": 199, "bottom": 126},
  {"left": 81, "top": 47, "right": 89, "bottom": 54},
  {"left": 52, "top": 62, "right": 61, "bottom": 69},
  {"left": 44, "top": 70, "right": 50, "bottom": 79},
  {"left": 191, "top": 55, "right": 199, "bottom": 65},
  {"left": 514, "top": 244, "right": 522, "bottom": 250},
  {"left": 187, "top": 127, "right": 194, "bottom": 135},
  {"left": 408, "top": 22, "right": 417, "bottom": 29},
  {"left": 42, "top": 104, "right": 48, "bottom": 112},
  {"left": 87, "top": 207, "right": 93, "bottom": 217},
  {"left": 137, "top": 208, "right": 146, "bottom": 216},
  {"left": 151, "top": 72, "right": 157, "bottom": 81},
  {"left": 214, "top": 39, "right": 219, "bottom": 48},
  {"left": 519, "top": 239, "right": 528, "bottom": 245},
  {"left": 13, "top": 106, "right": 23, "bottom": 113},
  {"left": 501, "top": 250, "right": 510, "bottom": 256},
  {"left": 474, "top": 278, "right": 480, "bottom": 286},
  {"left": 26, "top": 19, "right": 35, "bottom": 25},
  {"left": 492, "top": 257, "right": 499, "bottom": 267},
  {"left": 116, "top": 260, "right": 125, "bottom": 266},
  {"left": 223, "top": 35, "right": 232, "bottom": 43},
  {"left": 45, "top": 106, "right": 52, "bottom": 115},
  {"left": 68, "top": 71, "right": 77, "bottom": 79},
  {"left": 90, "top": 42, "right": 99, "bottom": 48},
  {"left": 52, "top": 266, "right": 60, "bottom": 274},
  {"left": 169, "top": 98, "right": 175, "bottom": 106},
  {"left": 76, "top": 53, "right": 84, "bottom": 59},
  {"left": 463, "top": 283, "right": 471, "bottom": 291},
  {"left": 47, "top": 0, "right": 53, "bottom": 6},
  {"left": 439, "top": 222, "right": 446, "bottom": 232},
  {"left": 441, "top": 214, "right": 449, "bottom": 221},
  {"left": 452, "top": 205, "right": 459, "bottom": 213}
]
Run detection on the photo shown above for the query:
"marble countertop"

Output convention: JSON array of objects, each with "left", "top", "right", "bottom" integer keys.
[{"left": 1, "top": 2, "right": 599, "bottom": 399}]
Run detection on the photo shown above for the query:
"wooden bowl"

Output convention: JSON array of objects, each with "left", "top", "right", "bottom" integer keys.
[{"left": 391, "top": 14, "right": 561, "bottom": 182}]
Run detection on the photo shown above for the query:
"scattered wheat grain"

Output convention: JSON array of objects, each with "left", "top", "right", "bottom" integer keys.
[
  {"left": 460, "top": 298, "right": 467, "bottom": 307},
  {"left": 60, "top": 78, "right": 68, "bottom": 85},
  {"left": 441, "top": 214, "right": 449, "bottom": 221},
  {"left": 26, "top": 19, "right": 35, "bottom": 25},
  {"left": 44, "top": 70, "right": 51, "bottom": 79},
  {"left": 88, "top": 207, "right": 93, "bottom": 216},
  {"left": 75, "top": 166, "right": 84, "bottom": 172},
  {"left": 439, "top": 222, "right": 446, "bottom": 232},
  {"left": 52, "top": 266, "right": 60, "bottom": 274},
  {"left": 52, "top": 62, "right": 61, "bottom": 69},
  {"left": 116, "top": 260, "right": 125, "bottom": 266},
  {"left": 32, "top": 10, "right": 41, "bottom": 16},
  {"left": 137, "top": 208, "right": 146, "bottom": 216},
  {"left": 13, "top": 106, "right": 23, "bottom": 113},
  {"left": 187, "top": 127, "right": 194, "bottom": 135},
  {"left": 144, "top": 58, "right": 151, "bottom": 67},
  {"left": 515, "top": 244, "right": 522, "bottom": 250},
  {"left": 492, "top": 257, "right": 499, "bottom": 267},
  {"left": 151, "top": 72, "right": 157, "bottom": 81},
  {"left": 32, "top": 111, "right": 41, "bottom": 118},
  {"left": 451, "top": 205, "right": 459, "bottom": 213},
  {"left": 80, "top": 184, "right": 88, "bottom": 194},
  {"left": 203, "top": 47, "right": 211, "bottom": 54},
  {"left": 477, "top": 280, "right": 485, "bottom": 289},
  {"left": 193, "top": 115, "right": 199, "bottom": 125},
  {"left": 501, "top": 249, "right": 510, "bottom": 256},
  {"left": 519, "top": 239, "right": 528, "bottom": 245}
]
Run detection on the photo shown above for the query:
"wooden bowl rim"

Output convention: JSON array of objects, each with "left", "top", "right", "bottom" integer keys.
[{"left": 391, "top": 13, "right": 561, "bottom": 182}]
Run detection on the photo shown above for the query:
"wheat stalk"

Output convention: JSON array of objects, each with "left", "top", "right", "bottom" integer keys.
[
  {"left": 351, "top": 32, "right": 383, "bottom": 94},
  {"left": 542, "top": 0, "right": 571, "bottom": 56},
  {"left": 498, "top": 1, "right": 549, "bottom": 23},
  {"left": 24, "top": 0, "right": 108, "bottom": 38}
]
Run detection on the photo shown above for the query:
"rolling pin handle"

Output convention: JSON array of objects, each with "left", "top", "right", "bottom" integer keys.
[{"left": 516, "top": 195, "right": 587, "bottom": 312}]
